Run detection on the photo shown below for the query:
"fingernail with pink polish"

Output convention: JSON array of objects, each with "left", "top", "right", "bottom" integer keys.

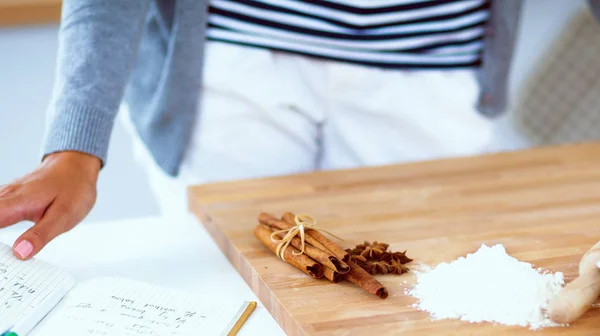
[{"left": 14, "top": 240, "right": 33, "bottom": 259}]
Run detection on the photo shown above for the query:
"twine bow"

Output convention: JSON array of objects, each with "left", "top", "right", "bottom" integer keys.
[{"left": 270, "top": 214, "right": 344, "bottom": 261}]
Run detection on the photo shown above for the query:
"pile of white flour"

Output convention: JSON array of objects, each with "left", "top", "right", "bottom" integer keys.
[{"left": 407, "top": 244, "right": 565, "bottom": 330}]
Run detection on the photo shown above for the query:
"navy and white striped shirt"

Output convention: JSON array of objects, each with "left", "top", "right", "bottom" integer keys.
[{"left": 206, "top": 0, "right": 490, "bottom": 69}]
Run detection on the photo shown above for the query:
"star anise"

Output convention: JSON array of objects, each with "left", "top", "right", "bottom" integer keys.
[
  {"left": 349, "top": 254, "right": 367, "bottom": 267},
  {"left": 374, "top": 241, "right": 390, "bottom": 251},
  {"left": 380, "top": 250, "right": 413, "bottom": 264},
  {"left": 387, "top": 259, "right": 410, "bottom": 275},
  {"left": 364, "top": 260, "right": 389, "bottom": 275},
  {"left": 347, "top": 242, "right": 369, "bottom": 255},
  {"left": 345, "top": 248, "right": 361, "bottom": 256},
  {"left": 345, "top": 241, "right": 412, "bottom": 276},
  {"left": 360, "top": 241, "right": 388, "bottom": 259}
]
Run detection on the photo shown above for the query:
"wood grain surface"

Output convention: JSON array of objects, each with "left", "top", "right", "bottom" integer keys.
[
  {"left": 189, "top": 141, "right": 600, "bottom": 335},
  {"left": 0, "top": 0, "right": 61, "bottom": 27}
]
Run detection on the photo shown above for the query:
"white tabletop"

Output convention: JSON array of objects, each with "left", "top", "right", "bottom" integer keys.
[{"left": 0, "top": 214, "right": 285, "bottom": 336}]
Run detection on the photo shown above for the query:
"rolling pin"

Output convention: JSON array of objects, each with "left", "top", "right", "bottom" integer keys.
[{"left": 548, "top": 241, "right": 600, "bottom": 324}]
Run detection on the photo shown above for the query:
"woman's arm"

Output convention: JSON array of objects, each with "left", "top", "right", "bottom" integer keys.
[
  {"left": 0, "top": 0, "right": 151, "bottom": 260},
  {"left": 43, "top": 0, "right": 151, "bottom": 165}
]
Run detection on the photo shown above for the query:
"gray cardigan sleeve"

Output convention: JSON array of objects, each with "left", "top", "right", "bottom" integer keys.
[{"left": 42, "top": 0, "right": 151, "bottom": 166}]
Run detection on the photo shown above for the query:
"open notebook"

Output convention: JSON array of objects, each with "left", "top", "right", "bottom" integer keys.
[{"left": 0, "top": 243, "right": 256, "bottom": 336}]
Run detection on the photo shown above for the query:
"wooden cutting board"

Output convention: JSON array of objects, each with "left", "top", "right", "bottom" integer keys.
[{"left": 188, "top": 142, "right": 600, "bottom": 335}]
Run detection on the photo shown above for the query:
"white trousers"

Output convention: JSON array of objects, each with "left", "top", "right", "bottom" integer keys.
[{"left": 125, "top": 42, "right": 494, "bottom": 217}]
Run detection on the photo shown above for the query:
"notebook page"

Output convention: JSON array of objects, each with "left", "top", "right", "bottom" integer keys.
[
  {"left": 41, "top": 277, "right": 252, "bottom": 336},
  {"left": 0, "top": 243, "right": 76, "bottom": 330}
]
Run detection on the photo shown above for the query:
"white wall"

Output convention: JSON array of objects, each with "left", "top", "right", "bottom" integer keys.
[
  {"left": 487, "top": 0, "right": 587, "bottom": 152},
  {"left": 0, "top": 0, "right": 588, "bottom": 223},
  {"left": 511, "top": 0, "right": 587, "bottom": 97}
]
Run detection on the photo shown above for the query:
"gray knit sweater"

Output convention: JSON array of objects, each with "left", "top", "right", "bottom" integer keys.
[{"left": 41, "top": 1, "right": 600, "bottom": 177}]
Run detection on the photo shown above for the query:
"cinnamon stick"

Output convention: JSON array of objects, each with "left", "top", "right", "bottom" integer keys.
[
  {"left": 282, "top": 212, "right": 350, "bottom": 262},
  {"left": 271, "top": 228, "right": 350, "bottom": 274},
  {"left": 256, "top": 213, "right": 388, "bottom": 298},
  {"left": 344, "top": 261, "right": 389, "bottom": 299},
  {"left": 258, "top": 213, "right": 328, "bottom": 251},
  {"left": 323, "top": 267, "right": 343, "bottom": 283},
  {"left": 254, "top": 225, "right": 323, "bottom": 279}
]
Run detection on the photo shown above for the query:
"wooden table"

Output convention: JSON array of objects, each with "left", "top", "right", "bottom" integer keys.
[
  {"left": 189, "top": 142, "right": 600, "bottom": 335},
  {"left": 0, "top": 0, "right": 61, "bottom": 27}
]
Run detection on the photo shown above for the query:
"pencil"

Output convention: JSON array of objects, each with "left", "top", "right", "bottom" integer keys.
[
  {"left": 0, "top": 325, "right": 13, "bottom": 336},
  {"left": 227, "top": 301, "right": 257, "bottom": 336}
]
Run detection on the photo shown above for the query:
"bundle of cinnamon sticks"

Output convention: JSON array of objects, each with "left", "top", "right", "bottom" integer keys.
[{"left": 255, "top": 212, "right": 389, "bottom": 299}]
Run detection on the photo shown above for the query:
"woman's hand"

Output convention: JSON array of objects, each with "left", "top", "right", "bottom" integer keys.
[{"left": 0, "top": 151, "right": 101, "bottom": 260}]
